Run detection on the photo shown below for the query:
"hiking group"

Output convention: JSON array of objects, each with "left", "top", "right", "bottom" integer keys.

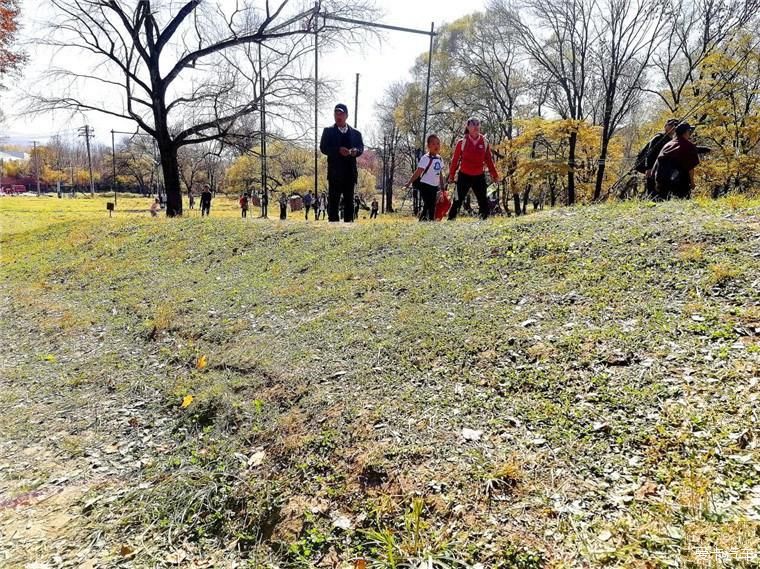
[
  {"left": 635, "top": 119, "right": 703, "bottom": 201},
  {"left": 171, "top": 106, "right": 703, "bottom": 220}
]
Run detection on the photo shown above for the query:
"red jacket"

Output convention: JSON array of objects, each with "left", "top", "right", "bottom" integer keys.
[{"left": 449, "top": 134, "right": 498, "bottom": 179}]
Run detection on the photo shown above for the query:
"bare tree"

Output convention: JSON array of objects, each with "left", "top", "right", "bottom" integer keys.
[
  {"left": 646, "top": 0, "right": 760, "bottom": 112},
  {"left": 592, "top": 0, "right": 663, "bottom": 200},
  {"left": 453, "top": 12, "right": 526, "bottom": 142},
  {"left": 498, "top": 0, "right": 596, "bottom": 205},
  {"left": 33, "top": 0, "right": 375, "bottom": 216}
]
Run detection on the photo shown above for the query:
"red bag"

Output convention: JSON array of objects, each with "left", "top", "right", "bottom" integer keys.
[{"left": 435, "top": 189, "right": 451, "bottom": 221}]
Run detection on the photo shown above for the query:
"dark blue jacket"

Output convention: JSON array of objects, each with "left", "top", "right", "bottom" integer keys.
[{"left": 320, "top": 125, "right": 364, "bottom": 184}]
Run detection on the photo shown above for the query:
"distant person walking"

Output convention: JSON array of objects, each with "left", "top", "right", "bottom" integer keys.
[
  {"left": 353, "top": 195, "right": 361, "bottom": 220},
  {"left": 279, "top": 192, "right": 288, "bottom": 220},
  {"left": 260, "top": 191, "right": 269, "bottom": 218},
  {"left": 200, "top": 184, "right": 212, "bottom": 217},
  {"left": 188, "top": 191, "right": 195, "bottom": 210},
  {"left": 304, "top": 191, "right": 314, "bottom": 220},
  {"left": 448, "top": 118, "right": 500, "bottom": 220},
  {"left": 239, "top": 193, "right": 249, "bottom": 218},
  {"left": 635, "top": 118, "right": 678, "bottom": 199},
  {"left": 320, "top": 103, "right": 364, "bottom": 222},
  {"left": 654, "top": 122, "right": 700, "bottom": 200},
  {"left": 370, "top": 198, "right": 379, "bottom": 219},
  {"left": 149, "top": 198, "right": 160, "bottom": 217},
  {"left": 318, "top": 192, "right": 328, "bottom": 220},
  {"left": 405, "top": 134, "right": 445, "bottom": 221}
]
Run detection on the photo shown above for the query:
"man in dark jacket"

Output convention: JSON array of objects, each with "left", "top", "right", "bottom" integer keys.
[
  {"left": 320, "top": 103, "right": 364, "bottom": 222},
  {"left": 636, "top": 118, "right": 678, "bottom": 198},
  {"left": 200, "top": 184, "right": 213, "bottom": 217},
  {"left": 654, "top": 122, "right": 700, "bottom": 200}
]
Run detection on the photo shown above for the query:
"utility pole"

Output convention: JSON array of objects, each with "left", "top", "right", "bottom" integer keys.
[
  {"left": 421, "top": 21, "right": 435, "bottom": 152},
  {"left": 78, "top": 125, "right": 95, "bottom": 198},
  {"left": 313, "top": 1, "right": 320, "bottom": 199},
  {"left": 33, "top": 141, "right": 40, "bottom": 196},
  {"left": 258, "top": 41, "right": 268, "bottom": 214},
  {"left": 354, "top": 73, "right": 360, "bottom": 130},
  {"left": 111, "top": 130, "right": 117, "bottom": 207},
  {"left": 381, "top": 135, "right": 387, "bottom": 214}
]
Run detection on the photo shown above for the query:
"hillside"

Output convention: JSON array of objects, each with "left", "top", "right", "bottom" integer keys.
[{"left": 1, "top": 197, "right": 759, "bottom": 568}]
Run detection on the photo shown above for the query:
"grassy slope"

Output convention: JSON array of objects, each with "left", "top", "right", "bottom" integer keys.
[{"left": 1, "top": 197, "right": 758, "bottom": 568}]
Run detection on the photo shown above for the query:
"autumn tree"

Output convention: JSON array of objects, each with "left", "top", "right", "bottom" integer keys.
[
  {"left": 497, "top": 0, "right": 595, "bottom": 205},
  {"left": 0, "top": 0, "right": 26, "bottom": 123}
]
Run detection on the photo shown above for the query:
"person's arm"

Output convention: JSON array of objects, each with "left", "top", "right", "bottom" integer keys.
[
  {"left": 350, "top": 131, "right": 364, "bottom": 157},
  {"left": 406, "top": 158, "right": 426, "bottom": 188},
  {"left": 449, "top": 141, "right": 462, "bottom": 182},
  {"left": 485, "top": 145, "right": 500, "bottom": 182},
  {"left": 320, "top": 128, "right": 338, "bottom": 157}
]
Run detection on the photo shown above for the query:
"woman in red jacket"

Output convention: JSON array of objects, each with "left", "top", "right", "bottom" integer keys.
[{"left": 447, "top": 118, "right": 500, "bottom": 220}]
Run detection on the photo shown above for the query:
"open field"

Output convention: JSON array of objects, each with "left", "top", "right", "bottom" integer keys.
[{"left": 1, "top": 196, "right": 759, "bottom": 568}]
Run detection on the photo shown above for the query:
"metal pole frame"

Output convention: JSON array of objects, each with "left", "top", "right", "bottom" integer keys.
[
  {"left": 313, "top": 1, "right": 320, "bottom": 198},
  {"left": 111, "top": 129, "right": 118, "bottom": 207},
  {"left": 259, "top": 41, "right": 268, "bottom": 216},
  {"left": 311, "top": 10, "right": 437, "bottom": 198},
  {"left": 421, "top": 22, "right": 435, "bottom": 152},
  {"left": 354, "top": 72, "right": 360, "bottom": 130}
]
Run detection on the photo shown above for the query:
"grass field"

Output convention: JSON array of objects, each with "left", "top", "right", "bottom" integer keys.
[{"left": 1, "top": 195, "right": 758, "bottom": 568}]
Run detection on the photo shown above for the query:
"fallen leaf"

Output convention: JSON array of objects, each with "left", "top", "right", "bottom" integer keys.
[
  {"left": 119, "top": 544, "right": 135, "bottom": 557},
  {"left": 462, "top": 428, "right": 483, "bottom": 441},
  {"left": 635, "top": 480, "right": 658, "bottom": 500},
  {"left": 247, "top": 450, "right": 266, "bottom": 467},
  {"left": 598, "top": 530, "right": 612, "bottom": 542},
  {"left": 164, "top": 549, "right": 188, "bottom": 565},
  {"left": 196, "top": 355, "right": 207, "bottom": 369},
  {"left": 181, "top": 394, "right": 194, "bottom": 408}
]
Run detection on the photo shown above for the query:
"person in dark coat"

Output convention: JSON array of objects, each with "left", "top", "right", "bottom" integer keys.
[
  {"left": 654, "top": 122, "right": 700, "bottom": 200},
  {"left": 200, "top": 185, "right": 212, "bottom": 216},
  {"left": 319, "top": 103, "right": 364, "bottom": 222},
  {"left": 636, "top": 118, "right": 678, "bottom": 198}
]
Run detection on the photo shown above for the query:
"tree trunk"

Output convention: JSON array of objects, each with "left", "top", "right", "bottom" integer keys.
[
  {"left": 522, "top": 185, "right": 531, "bottom": 214},
  {"left": 567, "top": 131, "right": 577, "bottom": 205},
  {"left": 159, "top": 141, "right": 183, "bottom": 217},
  {"left": 593, "top": 135, "right": 610, "bottom": 202}
]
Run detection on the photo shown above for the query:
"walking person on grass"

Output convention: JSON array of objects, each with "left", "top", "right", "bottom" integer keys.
[
  {"left": 405, "top": 134, "right": 445, "bottom": 222},
  {"left": 200, "top": 184, "right": 212, "bottom": 217},
  {"left": 447, "top": 118, "right": 500, "bottom": 220}
]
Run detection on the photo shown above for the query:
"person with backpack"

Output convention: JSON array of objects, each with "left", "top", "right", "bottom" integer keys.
[
  {"left": 447, "top": 118, "right": 500, "bottom": 220},
  {"left": 239, "top": 193, "right": 249, "bottom": 218},
  {"left": 653, "top": 122, "right": 700, "bottom": 200},
  {"left": 634, "top": 118, "right": 678, "bottom": 199},
  {"left": 405, "top": 134, "right": 445, "bottom": 221},
  {"left": 370, "top": 198, "right": 379, "bottom": 219},
  {"left": 200, "top": 184, "right": 212, "bottom": 217},
  {"left": 279, "top": 192, "right": 288, "bottom": 220}
]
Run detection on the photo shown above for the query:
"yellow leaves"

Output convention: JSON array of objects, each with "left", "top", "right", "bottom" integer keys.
[
  {"left": 196, "top": 354, "right": 207, "bottom": 369},
  {"left": 181, "top": 394, "right": 194, "bottom": 408}
]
